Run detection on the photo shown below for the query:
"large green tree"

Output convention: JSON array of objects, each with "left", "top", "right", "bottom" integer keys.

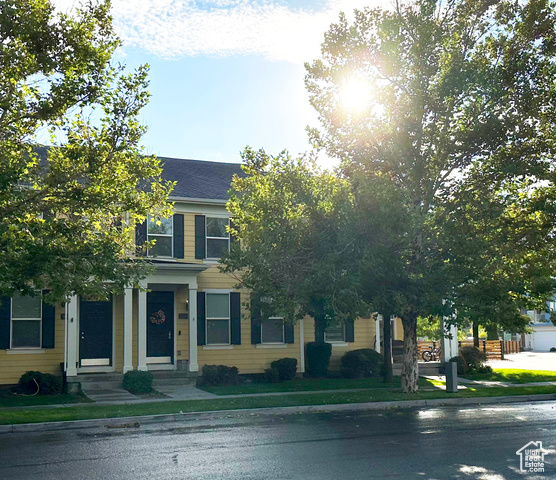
[
  {"left": 222, "top": 147, "right": 366, "bottom": 341},
  {"left": 306, "top": 0, "right": 556, "bottom": 391},
  {"left": 0, "top": 0, "right": 172, "bottom": 301}
]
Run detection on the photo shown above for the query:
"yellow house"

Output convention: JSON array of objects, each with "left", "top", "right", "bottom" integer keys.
[{"left": 0, "top": 156, "right": 403, "bottom": 387}]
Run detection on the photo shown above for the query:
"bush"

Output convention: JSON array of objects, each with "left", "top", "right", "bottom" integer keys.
[
  {"left": 454, "top": 346, "right": 492, "bottom": 375},
  {"left": 340, "top": 348, "right": 384, "bottom": 379},
  {"left": 15, "top": 371, "right": 63, "bottom": 395},
  {"left": 270, "top": 358, "right": 298, "bottom": 381},
  {"left": 201, "top": 365, "right": 241, "bottom": 386},
  {"left": 306, "top": 342, "right": 332, "bottom": 377},
  {"left": 264, "top": 367, "right": 280, "bottom": 383},
  {"left": 123, "top": 370, "right": 153, "bottom": 394},
  {"left": 550, "top": 347, "right": 556, "bottom": 352}
]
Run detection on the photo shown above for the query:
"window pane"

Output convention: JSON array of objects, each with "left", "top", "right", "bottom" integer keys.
[
  {"left": 147, "top": 217, "right": 173, "bottom": 235},
  {"left": 12, "top": 320, "right": 41, "bottom": 348},
  {"left": 12, "top": 293, "right": 41, "bottom": 319},
  {"left": 206, "top": 217, "right": 229, "bottom": 237},
  {"left": 261, "top": 318, "right": 284, "bottom": 343},
  {"left": 148, "top": 235, "right": 173, "bottom": 257},
  {"left": 325, "top": 325, "right": 345, "bottom": 342},
  {"left": 206, "top": 293, "right": 229, "bottom": 318},
  {"left": 207, "top": 319, "right": 230, "bottom": 344},
  {"left": 207, "top": 238, "right": 229, "bottom": 258}
]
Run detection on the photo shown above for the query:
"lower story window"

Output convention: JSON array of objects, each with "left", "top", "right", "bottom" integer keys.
[
  {"left": 11, "top": 292, "right": 42, "bottom": 348},
  {"left": 325, "top": 323, "right": 345, "bottom": 343},
  {"left": 206, "top": 293, "right": 230, "bottom": 345},
  {"left": 261, "top": 317, "right": 284, "bottom": 344}
]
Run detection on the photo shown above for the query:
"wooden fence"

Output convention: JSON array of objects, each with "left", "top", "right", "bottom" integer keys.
[{"left": 416, "top": 339, "right": 522, "bottom": 360}]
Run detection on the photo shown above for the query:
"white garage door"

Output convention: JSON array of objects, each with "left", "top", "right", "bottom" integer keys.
[{"left": 533, "top": 330, "right": 556, "bottom": 351}]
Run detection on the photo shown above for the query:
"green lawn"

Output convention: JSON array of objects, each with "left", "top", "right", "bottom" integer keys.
[
  {"left": 462, "top": 369, "right": 556, "bottom": 384},
  {"left": 1, "top": 384, "right": 554, "bottom": 426},
  {"left": 200, "top": 376, "right": 441, "bottom": 395},
  {"left": 0, "top": 391, "right": 91, "bottom": 408}
]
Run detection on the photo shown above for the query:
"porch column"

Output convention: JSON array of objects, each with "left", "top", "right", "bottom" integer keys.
[
  {"left": 299, "top": 318, "right": 305, "bottom": 373},
  {"left": 137, "top": 287, "right": 148, "bottom": 371},
  {"left": 122, "top": 287, "right": 133, "bottom": 373},
  {"left": 66, "top": 295, "right": 78, "bottom": 377},
  {"left": 441, "top": 318, "right": 458, "bottom": 362},
  {"left": 188, "top": 286, "right": 198, "bottom": 372},
  {"left": 375, "top": 315, "right": 381, "bottom": 353},
  {"left": 391, "top": 316, "right": 397, "bottom": 341}
]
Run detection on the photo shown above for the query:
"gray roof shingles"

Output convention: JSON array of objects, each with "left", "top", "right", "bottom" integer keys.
[{"left": 159, "top": 156, "right": 244, "bottom": 201}]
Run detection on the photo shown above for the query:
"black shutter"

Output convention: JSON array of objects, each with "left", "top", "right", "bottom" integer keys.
[
  {"left": 173, "top": 214, "right": 184, "bottom": 259},
  {"left": 197, "top": 292, "right": 206, "bottom": 346},
  {"left": 230, "top": 292, "right": 241, "bottom": 345},
  {"left": 250, "top": 295, "right": 261, "bottom": 344},
  {"left": 0, "top": 296, "right": 10, "bottom": 350},
  {"left": 135, "top": 220, "right": 147, "bottom": 255},
  {"left": 285, "top": 322, "right": 294, "bottom": 344},
  {"left": 41, "top": 290, "right": 55, "bottom": 349},
  {"left": 195, "top": 215, "right": 206, "bottom": 259},
  {"left": 346, "top": 319, "right": 355, "bottom": 343}
]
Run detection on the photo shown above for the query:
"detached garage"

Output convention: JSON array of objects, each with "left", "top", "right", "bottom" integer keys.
[{"left": 530, "top": 325, "right": 556, "bottom": 352}]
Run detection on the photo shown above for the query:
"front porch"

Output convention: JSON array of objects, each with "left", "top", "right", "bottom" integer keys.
[{"left": 63, "top": 262, "right": 208, "bottom": 383}]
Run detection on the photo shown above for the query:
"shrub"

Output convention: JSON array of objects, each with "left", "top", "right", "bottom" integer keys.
[
  {"left": 550, "top": 347, "right": 556, "bottom": 352},
  {"left": 123, "top": 370, "right": 153, "bottom": 394},
  {"left": 15, "top": 371, "right": 63, "bottom": 395},
  {"left": 455, "top": 346, "right": 492, "bottom": 375},
  {"left": 306, "top": 342, "right": 332, "bottom": 377},
  {"left": 340, "top": 348, "right": 384, "bottom": 379},
  {"left": 201, "top": 365, "right": 241, "bottom": 386},
  {"left": 264, "top": 367, "right": 280, "bottom": 383},
  {"left": 270, "top": 358, "right": 298, "bottom": 381}
]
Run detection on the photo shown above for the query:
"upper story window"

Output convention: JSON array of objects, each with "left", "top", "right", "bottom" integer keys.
[
  {"left": 147, "top": 216, "right": 173, "bottom": 257},
  {"left": 206, "top": 217, "right": 230, "bottom": 259},
  {"left": 11, "top": 292, "right": 42, "bottom": 348}
]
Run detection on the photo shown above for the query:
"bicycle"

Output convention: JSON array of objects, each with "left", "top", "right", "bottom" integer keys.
[{"left": 422, "top": 345, "right": 440, "bottom": 362}]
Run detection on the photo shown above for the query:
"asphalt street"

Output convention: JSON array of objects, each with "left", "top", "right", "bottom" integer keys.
[{"left": 0, "top": 401, "right": 555, "bottom": 479}]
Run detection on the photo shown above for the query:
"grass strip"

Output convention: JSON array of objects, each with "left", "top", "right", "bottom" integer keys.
[
  {"left": 201, "top": 376, "right": 438, "bottom": 395},
  {"left": 0, "top": 393, "right": 91, "bottom": 408},
  {"left": 462, "top": 368, "right": 556, "bottom": 384},
  {"left": 1, "top": 385, "right": 554, "bottom": 426}
]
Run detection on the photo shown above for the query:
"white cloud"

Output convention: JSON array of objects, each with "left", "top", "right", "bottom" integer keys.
[{"left": 52, "top": 0, "right": 386, "bottom": 63}]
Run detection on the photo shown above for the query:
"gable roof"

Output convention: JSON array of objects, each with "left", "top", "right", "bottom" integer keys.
[{"left": 158, "top": 156, "right": 244, "bottom": 202}]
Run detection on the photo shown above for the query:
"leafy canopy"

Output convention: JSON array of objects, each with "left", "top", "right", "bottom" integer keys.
[{"left": 0, "top": 0, "right": 173, "bottom": 301}]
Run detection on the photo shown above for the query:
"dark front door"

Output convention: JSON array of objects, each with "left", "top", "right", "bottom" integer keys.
[
  {"left": 147, "top": 291, "right": 174, "bottom": 361},
  {"left": 79, "top": 298, "right": 113, "bottom": 366}
]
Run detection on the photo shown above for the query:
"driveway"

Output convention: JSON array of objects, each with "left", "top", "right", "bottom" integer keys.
[{"left": 488, "top": 351, "right": 556, "bottom": 371}]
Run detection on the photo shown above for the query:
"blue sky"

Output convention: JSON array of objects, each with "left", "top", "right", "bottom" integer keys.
[{"left": 53, "top": 0, "right": 380, "bottom": 168}]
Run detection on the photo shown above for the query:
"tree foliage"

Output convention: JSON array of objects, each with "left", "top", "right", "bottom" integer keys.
[
  {"left": 0, "top": 0, "right": 173, "bottom": 301},
  {"left": 306, "top": 0, "right": 556, "bottom": 392},
  {"left": 222, "top": 147, "right": 366, "bottom": 339}
]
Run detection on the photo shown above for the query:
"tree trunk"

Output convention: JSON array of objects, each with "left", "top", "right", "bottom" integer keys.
[
  {"left": 401, "top": 313, "right": 419, "bottom": 393},
  {"left": 383, "top": 313, "right": 393, "bottom": 383},
  {"left": 313, "top": 299, "right": 326, "bottom": 343},
  {"left": 473, "top": 322, "right": 480, "bottom": 347}
]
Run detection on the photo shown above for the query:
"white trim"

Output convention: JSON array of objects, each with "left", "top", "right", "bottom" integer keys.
[
  {"left": 203, "top": 289, "right": 233, "bottom": 294},
  {"left": 66, "top": 295, "right": 78, "bottom": 377},
  {"left": 256, "top": 344, "right": 287, "bottom": 349},
  {"left": 77, "top": 365, "right": 114, "bottom": 374},
  {"left": 122, "top": 287, "right": 133, "bottom": 374},
  {"left": 80, "top": 358, "right": 110, "bottom": 366},
  {"left": 188, "top": 287, "right": 198, "bottom": 372},
  {"left": 299, "top": 318, "right": 305, "bottom": 373},
  {"left": 203, "top": 345, "right": 234, "bottom": 350},
  {"left": 147, "top": 356, "right": 172, "bottom": 364},
  {"left": 137, "top": 287, "right": 148, "bottom": 371},
  {"left": 375, "top": 315, "right": 381, "bottom": 353},
  {"left": 330, "top": 342, "right": 349, "bottom": 347},
  {"left": 6, "top": 348, "right": 45, "bottom": 355}
]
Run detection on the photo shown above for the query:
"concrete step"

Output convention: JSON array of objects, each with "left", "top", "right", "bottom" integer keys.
[
  {"left": 79, "top": 380, "right": 123, "bottom": 391},
  {"left": 150, "top": 370, "right": 198, "bottom": 380}
]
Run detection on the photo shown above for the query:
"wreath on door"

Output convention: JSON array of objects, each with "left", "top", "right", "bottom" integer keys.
[{"left": 149, "top": 309, "right": 166, "bottom": 325}]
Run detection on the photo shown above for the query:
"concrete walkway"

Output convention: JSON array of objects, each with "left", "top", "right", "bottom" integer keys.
[{"left": 487, "top": 351, "right": 556, "bottom": 371}]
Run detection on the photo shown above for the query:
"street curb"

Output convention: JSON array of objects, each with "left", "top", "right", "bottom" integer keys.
[{"left": 1, "top": 393, "right": 555, "bottom": 435}]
